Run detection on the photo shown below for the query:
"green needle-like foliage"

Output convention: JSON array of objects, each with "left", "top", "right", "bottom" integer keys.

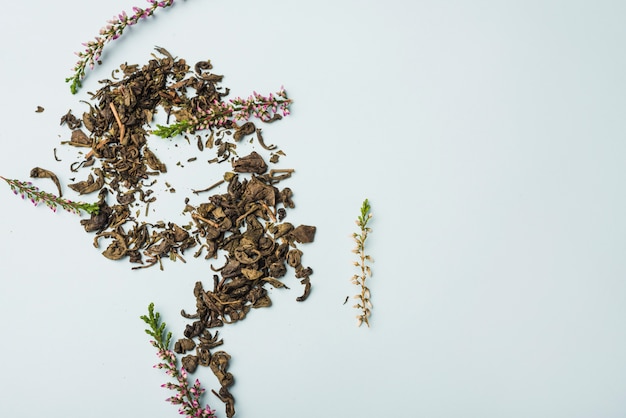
[
  {"left": 152, "top": 120, "right": 193, "bottom": 139},
  {"left": 140, "top": 302, "right": 172, "bottom": 350}
]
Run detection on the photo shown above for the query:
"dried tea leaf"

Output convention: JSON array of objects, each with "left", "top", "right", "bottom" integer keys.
[
  {"left": 29, "top": 167, "right": 62, "bottom": 197},
  {"left": 286, "top": 248, "right": 303, "bottom": 267},
  {"left": 94, "top": 231, "right": 128, "bottom": 260},
  {"left": 240, "top": 176, "right": 276, "bottom": 207},
  {"left": 182, "top": 355, "right": 199, "bottom": 373},
  {"left": 68, "top": 168, "right": 104, "bottom": 194},
  {"left": 143, "top": 148, "right": 167, "bottom": 173},
  {"left": 241, "top": 268, "right": 263, "bottom": 281},
  {"left": 263, "top": 277, "right": 289, "bottom": 289},
  {"left": 80, "top": 201, "right": 112, "bottom": 232},
  {"left": 60, "top": 110, "right": 81, "bottom": 129},
  {"left": 232, "top": 151, "right": 267, "bottom": 174},
  {"left": 68, "top": 129, "right": 92, "bottom": 147},
  {"left": 290, "top": 225, "right": 317, "bottom": 243},
  {"left": 233, "top": 122, "right": 256, "bottom": 141}
]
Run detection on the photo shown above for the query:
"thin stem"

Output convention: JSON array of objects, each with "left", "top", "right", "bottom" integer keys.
[
  {"left": 109, "top": 102, "right": 125, "bottom": 142},
  {"left": 153, "top": 88, "right": 293, "bottom": 138},
  {"left": 141, "top": 303, "right": 216, "bottom": 418},
  {"left": 352, "top": 199, "right": 373, "bottom": 327},
  {"left": 1, "top": 176, "right": 99, "bottom": 215},
  {"left": 66, "top": 0, "right": 176, "bottom": 94}
]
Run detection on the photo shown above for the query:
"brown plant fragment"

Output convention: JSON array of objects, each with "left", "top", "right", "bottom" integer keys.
[
  {"left": 231, "top": 151, "right": 267, "bottom": 174},
  {"left": 29, "top": 167, "right": 62, "bottom": 197},
  {"left": 232, "top": 122, "right": 256, "bottom": 141},
  {"left": 290, "top": 224, "right": 317, "bottom": 243},
  {"left": 80, "top": 193, "right": 112, "bottom": 233},
  {"left": 143, "top": 148, "right": 167, "bottom": 173},
  {"left": 68, "top": 168, "right": 104, "bottom": 195},
  {"left": 174, "top": 338, "right": 196, "bottom": 354},
  {"left": 182, "top": 354, "right": 199, "bottom": 373},
  {"left": 210, "top": 351, "right": 235, "bottom": 418},
  {"left": 94, "top": 231, "right": 128, "bottom": 260},
  {"left": 67, "top": 129, "right": 92, "bottom": 147},
  {"left": 54, "top": 50, "right": 314, "bottom": 418},
  {"left": 60, "top": 110, "right": 81, "bottom": 129}
]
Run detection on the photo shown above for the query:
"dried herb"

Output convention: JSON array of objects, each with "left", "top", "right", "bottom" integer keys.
[
  {"left": 10, "top": 44, "right": 314, "bottom": 418},
  {"left": 58, "top": 49, "right": 303, "bottom": 273},
  {"left": 171, "top": 153, "right": 316, "bottom": 417},
  {"left": 152, "top": 87, "right": 292, "bottom": 139},
  {"left": 29, "top": 167, "right": 63, "bottom": 197},
  {"left": 1, "top": 176, "right": 99, "bottom": 215},
  {"left": 66, "top": 0, "right": 176, "bottom": 94},
  {"left": 141, "top": 303, "right": 217, "bottom": 418},
  {"left": 351, "top": 199, "right": 374, "bottom": 327}
]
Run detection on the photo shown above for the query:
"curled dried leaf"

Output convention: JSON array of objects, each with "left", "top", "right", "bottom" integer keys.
[
  {"left": 29, "top": 167, "right": 62, "bottom": 197},
  {"left": 68, "top": 168, "right": 104, "bottom": 194}
]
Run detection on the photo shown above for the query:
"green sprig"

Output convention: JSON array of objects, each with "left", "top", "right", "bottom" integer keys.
[
  {"left": 152, "top": 120, "right": 193, "bottom": 139},
  {"left": 66, "top": 0, "right": 175, "bottom": 94},
  {"left": 140, "top": 302, "right": 172, "bottom": 350},
  {"left": 2, "top": 176, "right": 99, "bottom": 215},
  {"left": 141, "top": 303, "right": 216, "bottom": 417}
]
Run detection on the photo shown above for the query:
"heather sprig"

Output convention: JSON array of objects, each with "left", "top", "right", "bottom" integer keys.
[
  {"left": 351, "top": 199, "right": 373, "bottom": 327},
  {"left": 66, "top": 0, "right": 175, "bottom": 94},
  {"left": 153, "top": 87, "right": 293, "bottom": 138},
  {"left": 1, "top": 176, "right": 99, "bottom": 215},
  {"left": 141, "top": 303, "right": 216, "bottom": 418}
]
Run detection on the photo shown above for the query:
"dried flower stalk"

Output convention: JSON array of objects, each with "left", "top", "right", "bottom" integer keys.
[
  {"left": 66, "top": 0, "right": 176, "bottom": 94},
  {"left": 152, "top": 87, "right": 293, "bottom": 138},
  {"left": 141, "top": 303, "right": 216, "bottom": 418},
  {"left": 351, "top": 199, "right": 373, "bottom": 327},
  {"left": 1, "top": 176, "right": 99, "bottom": 215}
]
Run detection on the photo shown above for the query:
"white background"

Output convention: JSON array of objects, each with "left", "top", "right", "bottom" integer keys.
[{"left": 1, "top": 0, "right": 626, "bottom": 417}]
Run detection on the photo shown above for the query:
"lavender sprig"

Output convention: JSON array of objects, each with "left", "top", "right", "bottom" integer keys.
[
  {"left": 66, "top": 0, "right": 175, "bottom": 94},
  {"left": 1, "top": 176, "right": 99, "bottom": 215},
  {"left": 141, "top": 303, "right": 216, "bottom": 418},
  {"left": 153, "top": 87, "right": 293, "bottom": 138},
  {"left": 351, "top": 199, "right": 373, "bottom": 327}
]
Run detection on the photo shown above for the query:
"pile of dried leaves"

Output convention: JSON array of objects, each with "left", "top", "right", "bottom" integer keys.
[{"left": 56, "top": 48, "right": 315, "bottom": 417}]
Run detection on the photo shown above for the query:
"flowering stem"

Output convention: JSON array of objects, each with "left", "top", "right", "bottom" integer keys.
[
  {"left": 153, "top": 88, "right": 293, "bottom": 138},
  {"left": 141, "top": 303, "right": 216, "bottom": 418},
  {"left": 1, "top": 176, "right": 99, "bottom": 215},
  {"left": 66, "top": 0, "right": 175, "bottom": 94},
  {"left": 351, "top": 199, "right": 373, "bottom": 327}
]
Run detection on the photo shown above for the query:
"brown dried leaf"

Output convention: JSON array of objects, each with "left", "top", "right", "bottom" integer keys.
[
  {"left": 29, "top": 167, "right": 62, "bottom": 197},
  {"left": 290, "top": 225, "right": 317, "bottom": 243},
  {"left": 232, "top": 151, "right": 267, "bottom": 174},
  {"left": 68, "top": 168, "right": 104, "bottom": 194}
]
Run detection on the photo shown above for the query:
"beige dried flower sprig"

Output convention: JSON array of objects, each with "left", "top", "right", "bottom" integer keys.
[{"left": 351, "top": 199, "right": 373, "bottom": 327}]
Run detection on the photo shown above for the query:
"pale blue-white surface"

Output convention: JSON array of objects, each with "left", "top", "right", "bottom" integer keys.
[{"left": 1, "top": 1, "right": 625, "bottom": 417}]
